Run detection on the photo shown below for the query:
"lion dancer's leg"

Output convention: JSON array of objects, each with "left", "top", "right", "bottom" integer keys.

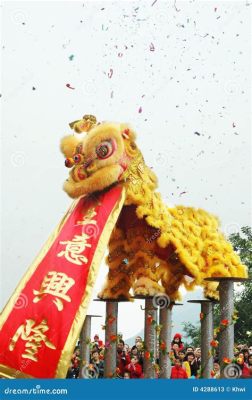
[{"left": 98, "top": 227, "right": 132, "bottom": 300}]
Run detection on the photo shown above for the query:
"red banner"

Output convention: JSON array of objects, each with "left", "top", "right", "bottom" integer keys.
[{"left": 0, "top": 185, "right": 125, "bottom": 378}]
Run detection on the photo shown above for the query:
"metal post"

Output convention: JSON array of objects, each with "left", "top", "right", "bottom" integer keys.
[
  {"left": 188, "top": 300, "right": 215, "bottom": 378},
  {"left": 204, "top": 277, "right": 249, "bottom": 378},
  {"left": 219, "top": 280, "right": 234, "bottom": 377},
  {"left": 159, "top": 305, "right": 172, "bottom": 378},
  {"left": 79, "top": 315, "right": 92, "bottom": 378},
  {"left": 104, "top": 301, "right": 118, "bottom": 378},
  {"left": 79, "top": 314, "right": 102, "bottom": 379},
  {"left": 143, "top": 298, "right": 157, "bottom": 379},
  {"left": 201, "top": 302, "right": 213, "bottom": 378}
]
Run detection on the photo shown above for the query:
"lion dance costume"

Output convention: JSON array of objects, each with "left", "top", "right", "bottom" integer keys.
[{"left": 0, "top": 115, "right": 247, "bottom": 378}]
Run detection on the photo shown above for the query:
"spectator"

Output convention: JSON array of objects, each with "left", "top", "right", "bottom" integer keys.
[
  {"left": 242, "top": 349, "right": 249, "bottom": 364},
  {"left": 184, "top": 352, "right": 199, "bottom": 377},
  {"left": 91, "top": 343, "right": 100, "bottom": 354},
  {"left": 172, "top": 343, "right": 180, "bottom": 357},
  {"left": 135, "top": 336, "right": 143, "bottom": 345},
  {"left": 136, "top": 341, "right": 143, "bottom": 352},
  {"left": 93, "top": 334, "right": 104, "bottom": 349},
  {"left": 117, "top": 339, "right": 130, "bottom": 378},
  {"left": 194, "top": 347, "right": 201, "bottom": 368},
  {"left": 71, "top": 347, "right": 80, "bottom": 378},
  {"left": 236, "top": 354, "right": 250, "bottom": 378},
  {"left": 248, "top": 354, "right": 252, "bottom": 377},
  {"left": 125, "top": 355, "right": 143, "bottom": 379},
  {"left": 124, "top": 371, "right": 131, "bottom": 379},
  {"left": 171, "top": 358, "right": 188, "bottom": 379},
  {"left": 178, "top": 350, "right": 191, "bottom": 377},
  {"left": 130, "top": 345, "right": 138, "bottom": 357},
  {"left": 249, "top": 346, "right": 252, "bottom": 355},
  {"left": 90, "top": 350, "right": 104, "bottom": 378},
  {"left": 124, "top": 343, "right": 130, "bottom": 354},
  {"left": 131, "top": 345, "right": 144, "bottom": 368},
  {"left": 212, "top": 360, "right": 220, "bottom": 379},
  {"left": 186, "top": 346, "right": 194, "bottom": 354},
  {"left": 66, "top": 364, "right": 76, "bottom": 379},
  {"left": 171, "top": 333, "right": 184, "bottom": 350}
]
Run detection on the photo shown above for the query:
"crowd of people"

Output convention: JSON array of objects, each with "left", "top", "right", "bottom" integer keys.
[{"left": 66, "top": 333, "right": 252, "bottom": 379}]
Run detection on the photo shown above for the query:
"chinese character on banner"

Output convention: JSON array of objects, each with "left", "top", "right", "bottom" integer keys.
[
  {"left": 76, "top": 207, "right": 97, "bottom": 226},
  {"left": 57, "top": 233, "right": 91, "bottom": 265},
  {"left": 33, "top": 271, "right": 75, "bottom": 311},
  {"left": 9, "top": 319, "right": 56, "bottom": 362}
]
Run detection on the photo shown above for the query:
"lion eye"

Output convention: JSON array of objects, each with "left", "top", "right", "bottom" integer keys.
[{"left": 96, "top": 140, "right": 114, "bottom": 159}]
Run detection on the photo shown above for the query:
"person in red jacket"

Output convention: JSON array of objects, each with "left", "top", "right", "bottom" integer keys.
[
  {"left": 171, "top": 358, "right": 188, "bottom": 379},
  {"left": 171, "top": 333, "right": 184, "bottom": 351},
  {"left": 236, "top": 354, "right": 250, "bottom": 378},
  {"left": 117, "top": 339, "right": 131, "bottom": 377},
  {"left": 125, "top": 356, "right": 143, "bottom": 379}
]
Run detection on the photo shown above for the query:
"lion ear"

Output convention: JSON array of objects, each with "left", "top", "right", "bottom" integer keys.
[
  {"left": 60, "top": 135, "right": 80, "bottom": 158},
  {"left": 120, "top": 124, "right": 136, "bottom": 141}
]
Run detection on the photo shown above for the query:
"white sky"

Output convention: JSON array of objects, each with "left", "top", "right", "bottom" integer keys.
[{"left": 1, "top": 0, "right": 251, "bottom": 342}]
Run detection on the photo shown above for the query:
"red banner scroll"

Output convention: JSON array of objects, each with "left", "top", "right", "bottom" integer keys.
[{"left": 0, "top": 185, "right": 125, "bottom": 378}]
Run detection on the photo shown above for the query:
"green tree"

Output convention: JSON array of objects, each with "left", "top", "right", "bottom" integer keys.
[
  {"left": 182, "top": 321, "right": 201, "bottom": 348},
  {"left": 229, "top": 226, "right": 252, "bottom": 343},
  {"left": 229, "top": 226, "right": 252, "bottom": 276},
  {"left": 182, "top": 226, "right": 252, "bottom": 344}
]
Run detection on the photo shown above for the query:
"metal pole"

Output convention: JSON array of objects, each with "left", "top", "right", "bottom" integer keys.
[
  {"left": 143, "top": 298, "right": 157, "bottom": 379},
  {"left": 159, "top": 305, "right": 172, "bottom": 378},
  {"left": 79, "top": 315, "right": 92, "bottom": 379},
  {"left": 219, "top": 280, "right": 234, "bottom": 377},
  {"left": 201, "top": 302, "right": 213, "bottom": 378},
  {"left": 104, "top": 301, "right": 118, "bottom": 378}
]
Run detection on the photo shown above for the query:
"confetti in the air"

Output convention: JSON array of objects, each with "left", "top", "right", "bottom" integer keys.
[
  {"left": 138, "top": 107, "right": 142, "bottom": 113},
  {"left": 66, "top": 83, "right": 75, "bottom": 90},
  {"left": 108, "top": 68, "right": 113, "bottom": 79},
  {"left": 69, "top": 54, "right": 74, "bottom": 61},
  {"left": 150, "top": 43, "right": 155, "bottom": 52}
]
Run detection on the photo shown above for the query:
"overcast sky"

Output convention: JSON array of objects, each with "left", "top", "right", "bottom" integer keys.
[{"left": 1, "top": 0, "right": 251, "bottom": 342}]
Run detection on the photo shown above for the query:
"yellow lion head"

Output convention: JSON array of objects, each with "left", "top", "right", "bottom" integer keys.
[{"left": 60, "top": 115, "right": 146, "bottom": 198}]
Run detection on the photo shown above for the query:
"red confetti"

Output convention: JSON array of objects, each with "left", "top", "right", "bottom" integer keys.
[
  {"left": 108, "top": 68, "right": 113, "bottom": 79},
  {"left": 179, "top": 191, "right": 187, "bottom": 196},
  {"left": 66, "top": 83, "right": 75, "bottom": 90},
  {"left": 150, "top": 42, "right": 155, "bottom": 52},
  {"left": 138, "top": 106, "right": 142, "bottom": 113}
]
